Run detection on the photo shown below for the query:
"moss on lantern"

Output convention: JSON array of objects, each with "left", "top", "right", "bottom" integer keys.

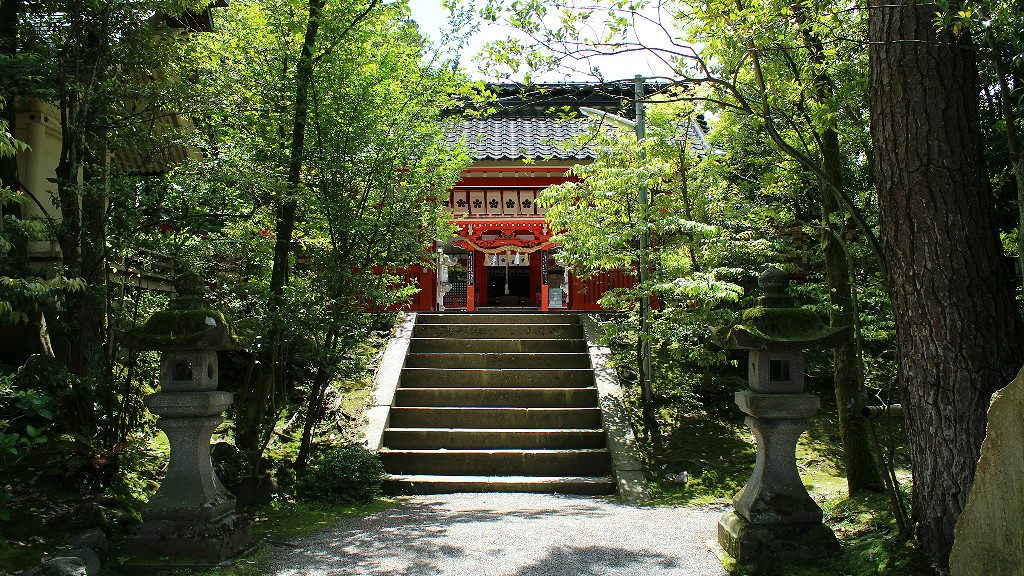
[
  {"left": 713, "top": 266, "right": 850, "bottom": 351},
  {"left": 735, "top": 305, "right": 828, "bottom": 341},
  {"left": 127, "top": 308, "right": 233, "bottom": 350},
  {"left": 121, "top": 270, "right": 236, "bottom": 351}
]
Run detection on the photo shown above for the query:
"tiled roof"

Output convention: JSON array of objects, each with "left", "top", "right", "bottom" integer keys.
[
  {"left": 447, "top": 118, "right": 599, "bottom": 161},
  {"left": 446, "top": 116, "right": 711, "bottom": 162}
]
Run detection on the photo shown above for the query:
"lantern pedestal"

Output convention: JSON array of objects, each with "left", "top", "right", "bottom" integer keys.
[
  {"left": 717, "top": 392, "right": 839, "bottom": 561},
  {"left": 718, "top": 512, "right": 840, "bottom": 563}
]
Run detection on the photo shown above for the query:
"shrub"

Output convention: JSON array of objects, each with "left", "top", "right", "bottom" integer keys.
[{"left": 294, "top": 445, "right": 385, "bottom": 504}]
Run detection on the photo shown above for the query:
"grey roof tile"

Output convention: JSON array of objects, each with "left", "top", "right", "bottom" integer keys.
[
  {"left": 445, "top": 116, "right": 710, "bottom": 162},
  {"left": 446, "top": 117, "right": 599, "bottom": 161}
]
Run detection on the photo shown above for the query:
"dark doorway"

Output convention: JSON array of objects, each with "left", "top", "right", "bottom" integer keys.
[{"left": 487, "top": 266, "right": 531, "bottom": 306}]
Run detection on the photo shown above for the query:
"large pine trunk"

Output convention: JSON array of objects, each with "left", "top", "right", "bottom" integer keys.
[{"left": 867, "top": 2, "right": 1024, "bottom": 572}]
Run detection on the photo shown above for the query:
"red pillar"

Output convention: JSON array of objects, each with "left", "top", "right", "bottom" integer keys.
[
  {"left": 539, "top": 249, "right": 549, "bottom": 311},
  {"left": 466, "top": 249, "right": 476, "bottom": 311}
]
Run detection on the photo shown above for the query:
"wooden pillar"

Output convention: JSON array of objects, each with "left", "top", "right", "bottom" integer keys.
[
  {"left": 466, "top": 249, "right": 476, "bottom": 311},
  {"left": 540, "top": 249, "right": 549, "bottom": 311}
]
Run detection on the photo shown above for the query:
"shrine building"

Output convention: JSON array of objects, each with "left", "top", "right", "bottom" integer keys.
[{"left": 401, "top": 83, "right": 650, "bottom": 313}]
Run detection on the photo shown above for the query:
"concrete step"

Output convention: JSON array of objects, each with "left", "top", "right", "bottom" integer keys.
[
  {"left": 413, "top": 323, "right": 585, "bottom": 339},
  {"left": 382, "top": 428, "right": 607, "bottom": 449},
  {"left": 404, "top": 352, "right": 591, "bottom": 369},
  {"left": 416, "top": 314, "right": 581, "bottom": 325},
  {"left": 400, "top": 368, "right": 594, "bottom": 388},
  {"left": 388, "top": 407, "right": 603, "bottom": 429},
  {"left": 380, "top": 448, "right": 612, "bottom": 476},
  {"left": 393, "top": 387, "right": 598, "bottom": 408},
  {"left": 409, "top": 338, "right": 587, "bottom": 353},
  {"left": 383, "top": 474, "right": 616, "bottom": 495}
]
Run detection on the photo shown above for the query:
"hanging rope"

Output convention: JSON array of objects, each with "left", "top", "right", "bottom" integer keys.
[
  {"left": 459, "top": 238, "right": 551, "bottom": 255},
  {"left": 504, "top": 250, "right": 510, "bottom": 295}
]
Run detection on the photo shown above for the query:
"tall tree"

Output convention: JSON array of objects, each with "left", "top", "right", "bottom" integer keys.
[
  {"left": 867, "top": 1, "right": 1024, "bottom": 572},
  {"left": 184, "top": 0, "right": 468, "bottom": 466}
]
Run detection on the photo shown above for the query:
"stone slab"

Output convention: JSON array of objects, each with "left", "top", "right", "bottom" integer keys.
[
  {"left": 408, "top": 338, "right": 587, "bottom": 353},
  {"left": 383, "top": 474, "right": 616, "bottom": 495},
  {"left": 717, "top": 510, "right": 839, "bottom": 563},
  {"left": 379, "top": 448, "right": 612, "bottom": 476},
  {"left": 381, "top": 428, "right": 607, "bottom": 449},
  {"left": 363, "top": 313, "right": 415, "bottom": 451},
  {"left": 144, "top": 391, "right": 233, "bottom": 417},
  {"left": 734, "top": 390, "right": 820, "bottom": 419},
  {"left": 403, "top": 352, "right": 591, "bottom": 369},
  {"left": 393, "top": 387, "right": 598, "bottom": 408},
  {"left": 582, "top": 314, "right": 650, "bottom": 504},
  {"left": 399, "top": 367, "right": 594, "bottom": 388},
  {"left": 388, "top": 406, "right": 603, "bottom": 429},
  {"left": 412, "top": 323, "right": 584, "bottom": 339},
  {"left": 123, "top": 513, "right": 251, "bottom": 568},
  {"left": 951, "top": 366, "right": 1024, "bottom": 576}
]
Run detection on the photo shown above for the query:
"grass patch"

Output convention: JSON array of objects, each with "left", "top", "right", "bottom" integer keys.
[{"left": 250, "top": 498, "right": 395, "bottom": 542}]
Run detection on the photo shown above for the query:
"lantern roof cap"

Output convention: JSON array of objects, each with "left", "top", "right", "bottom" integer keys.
[
  {"left": 712, "top": 266, "right": 850, "bottom": 350},
  {"left": 119, "top": 271, "right": 236, "bottom": 351}
]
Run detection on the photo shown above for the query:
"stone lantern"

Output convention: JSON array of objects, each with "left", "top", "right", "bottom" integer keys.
[
  {"left": 712, "top": 266, "right": 848, "bottom": 562},
  {"left": 119, "top": 273, "right": 251, "bottom": 570}
]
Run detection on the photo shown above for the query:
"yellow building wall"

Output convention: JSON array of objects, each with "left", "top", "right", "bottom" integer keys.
[{"left": 14, "top": 98, "right": 63, "bottom": 259}]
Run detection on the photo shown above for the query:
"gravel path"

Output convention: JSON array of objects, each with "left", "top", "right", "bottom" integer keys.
[{"left": 269, "top": 493, "right": 728, "bottom": 576}]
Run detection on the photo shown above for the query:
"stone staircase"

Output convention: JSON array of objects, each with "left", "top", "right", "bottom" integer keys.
[{"left": 380, "top": 313, "right": 616, "bottom": 495}]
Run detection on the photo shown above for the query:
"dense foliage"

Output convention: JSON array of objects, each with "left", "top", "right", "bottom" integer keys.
[
  {"left": 480, "top": 0, "right": 1022, "bottom": 572},
  {"left": 294, "top": 445, "right": 386, "bottom": 504},
  {"left": 1, "top": 0, "right": 1021, "bottom": 573}
]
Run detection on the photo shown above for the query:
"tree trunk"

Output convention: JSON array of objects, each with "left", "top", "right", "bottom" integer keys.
[
  {"left": 237, "top": 0, "right": 323, "bottom": 464},
  {"left": 820, "top": 167, "right": 882, "bottom": 494},
  {"left": 791, "top": 2, "right": 883, "bottom": 493},
  {"left": 296, "top": 327, "right": 339, "bottom": 467},
  {"left": 51, "top": 10, "right": 108, "bottom": 430},
  {"left": 868, "top": 2, "right": 1024, "bottom": 572},
  {"left": 636, "top": 317, "right": 659, "bottom": 443},
  {"left": 74, "top": 136, "right": 108, "bottom": 433}
]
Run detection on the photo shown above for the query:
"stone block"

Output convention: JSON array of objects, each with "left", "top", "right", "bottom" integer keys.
[
  {"left": 32, "top": 557, "right": 87, "bottom": 576},
  {"left": 734, "top": 391, "right": 820, "bottom": 419},
  {"left": 123, "top": 513, "right": 251, "bottom": 569},
  {"left": 951, "top": 366, "right": 1024, "bottom": 576},
  {"left": 159, "top": 350, "right": 218, "bottom": 391},
  {"left": 69, "top": 529, "right": 107, "bottom": 558},
  {"left": 718, "top": 511, "right": 839, "bottom": 563},
  {"left": 62, "top": 548, "right": 98, "bottom": 576},
  {"left": 748, "top": 349, "right": 805, "bottom": 393}
]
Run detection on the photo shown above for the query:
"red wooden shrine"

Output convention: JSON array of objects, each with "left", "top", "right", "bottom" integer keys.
[{"left": 391, "top": 83, "right": 645, "bottom": 313}]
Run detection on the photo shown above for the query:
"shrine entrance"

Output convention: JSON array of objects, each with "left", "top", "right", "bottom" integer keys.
[
  {"left": 482, "top": 251, "right": 537, "bottom": 307},
  {"left": 486, "top": 265, "right": 531, "bottom": 306},
  {"left": 452, "top": 219, "right": 557, "bottom": 311}
]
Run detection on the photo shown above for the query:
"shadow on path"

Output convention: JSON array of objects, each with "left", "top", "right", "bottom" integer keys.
[{"left": 271, "top": 494, "right": 725, "bottom": 576}]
